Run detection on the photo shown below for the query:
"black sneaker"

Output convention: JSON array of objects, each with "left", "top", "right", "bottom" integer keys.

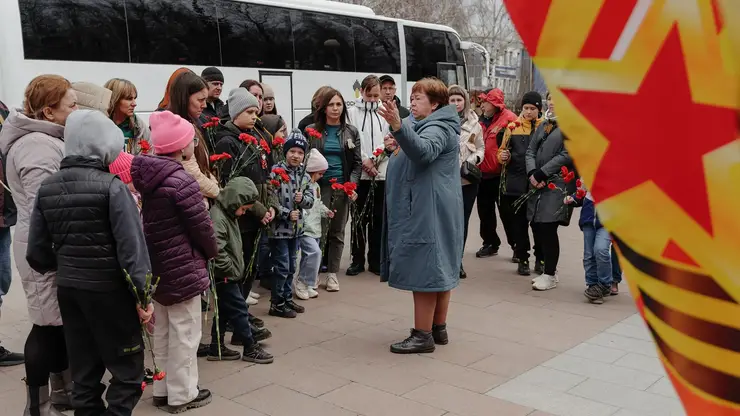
[
  {"left": 253, "top": 326, "right": 272, "bottom": 342},
  {"left": 475, "top": 245, "right": 498, "bottom": 258},
  {"left": 517, "top": 261, "right": 531, "bottom": 276},
  {"left": 511, "top": 254, "right": 519, "bottom": 264},
  {"left": 196, "top": 343, "right": 209, "bottom": 357},
  {"left": 242, "top": 344, "right": 274, "bottom": 364},
  {"left": 459, "top": 265, "right": 467, "bottom": 279},
  {"left": 584, "top": 285, "right": 605, "bottom": 304},
  {"left": 165, "top": 388, "right": 212, "bottom": 413},
  {"left": 0, "top": 346, "right": 24, "bottom": 367},
  {"left": 345, "top": 263, "right": 364, "bottom": 276},
  {"left": 269, "top": 302, "right": 297, "bottom": 318},
  {"left": 285, "top": 300, "right": 305, "bottom": 314},
  {"left": 432, "top": 324, "right": 449, "bottom": 345},
  {"left": 600, "top": 284, "right": 613, "bottom": 298},
  {"left": 207, "top": 344, "right": 241, "bottom": 361},
  {"left": 534, "top": 260, "right": 545, "bottom": 275},
  {"left": 248, "top": 313, "right": 264, "bottom": 328}
]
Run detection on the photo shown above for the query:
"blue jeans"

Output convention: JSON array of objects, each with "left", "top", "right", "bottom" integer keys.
[
  {"left": 583, "top": 224, "right": 613, "bottom": 287},
  {"left": 298, "top": 237, "right": 321, "bottom": 287},
  {"left": 211, "top": 281, "right": 253, "bottom": 348},
  {"left": 612, "top": 244, "right": 623, "bottom": 283},
  {"left": 0, "top": 227, "right": 11, "bottom": 308},
  {"left": 270, "top": 238, "right": 298, "bottom": 304}
]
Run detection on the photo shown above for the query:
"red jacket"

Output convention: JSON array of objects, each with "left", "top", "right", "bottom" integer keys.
[{"left": 479, "top": 90, "right": 517, "bottom": 175}]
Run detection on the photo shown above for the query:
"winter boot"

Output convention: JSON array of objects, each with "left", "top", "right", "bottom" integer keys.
[
  {"left": 390, "top": 329, "right": 435, "bottom": 354},
  {"left": 24, "top": 384, "right": 65, "bottom": 416},
  {"left": 49, "top": 370, "right": 73, "bottom": 411},
  {"left": 432, "top": 323, "right": 449, "bottom": 345}
]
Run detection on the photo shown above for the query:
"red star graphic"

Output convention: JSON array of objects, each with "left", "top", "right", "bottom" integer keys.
[{"left": 562, "top": 27, "right": 736, "bottom": 235}]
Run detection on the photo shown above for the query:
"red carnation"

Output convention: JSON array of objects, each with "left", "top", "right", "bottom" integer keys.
[
  {"left": 305, "top": 127, "right": 322, "bottom": 139},
  {"left": 209, "top": 153, "right": 232, "bottom": 163},
  {"left": 548, "top": 183, "right": 557, "bottom": 190},
  {"left": 560, "top": 166, "right": 569, "bottom": 176},
  {"left": 270, "top": 179, "right": 281, "bottom": 187},
  {"left": 139, "top": 140, "right": 151, "bottom": 154},
  {"left": 211, "top": 117, "right": 219, "bottom": 123},
  {"left": 329, "top": 178, "right": 338, "bottom": 184},
  {"left": 576, "top": 178, "right": 582, "bottom": 188},
  {"left": 331, "top": 183, "right": 344, "bottom": 191},
  {"left": 373, "top": 148, "right": 384, "bottom": 157},
  {"left": 272, "top": 167, "right": 286, "bottom": 175},
  {"left": 259, "top": 139, "right": 271, "bottom": 154},
  {"left": 141, "top": 381, "right": 147, "bottom": 391},
  {"left": 576, "top": 188, "right": 587, "bottom": 199},
  {"left": 153, "top": 371, "right": 166, "bottom": 381},
  {"left": 564, "top": 171, "right": 575, "bottom": 183},
  {"left": 514, "top": 120, "right": 521, "bottom": 127},
  {"left": 261, "top": 159, "right": 267, "bottom": 169},
  {"left": 239, "top": 133, "right": 257, "bottom": 145},
  {"left": 272, "top": 136, "right": 286, "bottom": 146},
  {"left": 280, "top": 173, "right": 290, "bottom": 183},
  {"left": 343, "top": 182, "right": 357, "bottom": 195}
]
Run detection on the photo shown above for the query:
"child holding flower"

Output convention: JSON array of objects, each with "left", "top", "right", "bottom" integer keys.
[{"left": 268, "top": 130, "right": 315, "bottom": 318}]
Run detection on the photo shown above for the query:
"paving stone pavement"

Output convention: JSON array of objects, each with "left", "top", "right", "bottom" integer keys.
[{"left": 0, "top": 213, "right": 684, "bottom": 415}]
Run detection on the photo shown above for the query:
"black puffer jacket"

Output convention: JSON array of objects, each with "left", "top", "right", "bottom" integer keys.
[
  {"left": 214, "top": 121, "right": 280, "bottom": 233},
  {"left": 27, "top": 156, "right": 150, "bottom": 293}
]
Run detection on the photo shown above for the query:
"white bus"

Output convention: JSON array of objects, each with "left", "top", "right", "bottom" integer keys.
[{"left": 0, "top": 0, "right": 468, "bottom": 129}]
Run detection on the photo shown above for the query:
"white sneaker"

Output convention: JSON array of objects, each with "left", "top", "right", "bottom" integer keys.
[
  {"left": 326, "top": 273, "right": 340, "bottom": 292},
  {"left": 533, "top": 274, "right": 558, "bottom": 291},
  {"left": 249, "top": 291, "right": 260, "bottom": 299},
  {"left": 308, "top": 288, "right": 319, "bottom": 298},
  {"left": 532, "top": 274, "right": 559, "bottom": 284},
  {"left": 295, "top": 281, "right": 310, "bottom": 300},
  {"left": 246, "top": 296, "right": 259, "bottom": 306}
]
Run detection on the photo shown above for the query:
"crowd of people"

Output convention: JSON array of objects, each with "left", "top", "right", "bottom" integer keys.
[{"left": 0, "top": 66, "right": 623, "bottom": 415}]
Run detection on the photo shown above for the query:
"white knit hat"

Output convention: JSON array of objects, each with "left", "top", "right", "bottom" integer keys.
[{"left": 305, "top": 148, "right": 328, "bottom": 173}]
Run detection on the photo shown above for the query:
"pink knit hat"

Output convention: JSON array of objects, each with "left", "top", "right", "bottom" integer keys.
[
  {"left": 149, "top": 111, "right": 195, "bottom": 155},
  {"left": 109, "top": 151, "right": 134, "bottom": 184}
]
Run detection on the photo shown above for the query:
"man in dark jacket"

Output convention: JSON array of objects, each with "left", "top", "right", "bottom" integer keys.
[
  {"left": 26, "top": 110, "right": 153, "bottom": 415},
  {"left": 497, "top": 91, "right": 544, "bottom": 276},
  {"left": 0, "top": 99, "right": 23, "bottom": 367},
  {"left": 379, "top": 75, "right": 410, "bottom": 119},
  {"left": 202, "top": 67, "right": 225, "bottom": 120}
]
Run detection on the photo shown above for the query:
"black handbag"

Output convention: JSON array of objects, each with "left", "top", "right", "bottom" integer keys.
[{"left": 460, "top": 160, "right": 482, "bottom": 184}]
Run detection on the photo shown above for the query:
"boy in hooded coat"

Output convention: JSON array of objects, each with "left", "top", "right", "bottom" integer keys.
[{"left": 26, "top": 110, "right": 153, "bottom": 416}]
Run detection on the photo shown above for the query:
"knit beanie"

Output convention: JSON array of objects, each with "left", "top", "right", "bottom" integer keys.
[
  {"left": 149, "top": 111, "right": 195, "bottom": 155},
  {"left": 305, "top": 148, "right": 328, "bottom": 173},
  {"left": 228, "top": 88, "right": 259, "bottom": 120},
  {"left": 262, "top": 84, "right": 275, "bottom": 99},
  {"left": 109, "top": 151, "right": 134, "bottom": 184},
  {"left": 521, "top": 91, "right": 543, "bottom": 111},
  {"left": 201, "top": 67, "right": 224, "bottom": 83},
  {"left": 284, "top": 129, "right": 308, "bottom": 155},
  {"left": 71, "top": 82, "right": 112, "bottom": 114}
]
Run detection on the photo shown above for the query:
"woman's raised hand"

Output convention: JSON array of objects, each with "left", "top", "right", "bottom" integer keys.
[{"left": 378, "top": 100, "right": 402, "bottom": 132}]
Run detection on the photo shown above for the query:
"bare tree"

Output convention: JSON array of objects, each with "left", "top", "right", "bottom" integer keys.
[{"left": 458, "top": 0, "right": 520, "bottom": 62}]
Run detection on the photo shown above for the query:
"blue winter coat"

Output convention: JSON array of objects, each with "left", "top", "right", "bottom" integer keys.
[{"left": 380, "top": 105, "right": 463, "bottom": 292}]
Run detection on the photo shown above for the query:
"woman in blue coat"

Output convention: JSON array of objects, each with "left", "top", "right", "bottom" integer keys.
[{"left": 378, "top": 78, "right": 464, "bottom": 354}]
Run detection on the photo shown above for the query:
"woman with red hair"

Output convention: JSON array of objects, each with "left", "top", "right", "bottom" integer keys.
[{"left": 157, "top": 67, "right": 193, "bottom": 111}]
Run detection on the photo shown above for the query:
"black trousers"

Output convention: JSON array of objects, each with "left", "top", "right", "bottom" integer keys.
[
  {"left": 462, "top": 183, "right": 478, "bottom": 247},
  {"left": 531, "top": 222, "right": 560, "bottom": 275},
  {"left": 240, "top": 229, "right": 261, "bottom": 297},
  {"left": 57, "top": 286, "right": 144, "bottom": 416},
  {"left": 476, "top": 177, "right": 515, "bottom": 249},
  {"left": 212, "top": 282, "right": 254, "bottom": 348},
  {"left": 350, "top": 180, "right": 384, "bottom": 269},
  {"left": 24, "top": 325, "right": 68, "bottom": 387},
  {"left": 499, "top": 194, "right": 542, "bottom": 262}
]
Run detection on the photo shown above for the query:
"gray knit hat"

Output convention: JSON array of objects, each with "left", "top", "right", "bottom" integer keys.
[{"left": 228, "top": 87, "right": 259, "bottom": 120}]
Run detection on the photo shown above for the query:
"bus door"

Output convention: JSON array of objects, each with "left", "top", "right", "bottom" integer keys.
[{"left": 259, "top": 71, "right": 294, "bottom": 129}]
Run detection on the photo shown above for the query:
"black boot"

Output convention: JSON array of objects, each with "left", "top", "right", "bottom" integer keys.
[
  {"left": 24, "top": 384, "right": 65, "bottom": 416},
  {"left": 432, "top": 324, "right": 449, "bottom": 345},
  {"left": 269, "top": 302, "right": 297, "bottom": 318},
  {"left": 252, "top": 325, "right": 272, "bottom": 342},
  {"left": 459, "top": 265, "right": 467, "bottom": 279},
  {"left": 517, "top": 260, "right": 531, "bottom": 276},
  {"left": 285, "top": 300, "right": 305, "bottom": 314},
  {"left": 49, "top": 370, "right": 73, "bottom": 412},
  {"left": 345, "top": 263, "right": 364, "bottom": 276},
  {"left": 390, "top": 329, "right": 435, "bottom": 354},
  {"left": 248, "top": 313, "right": 264, "bottom": 328},
  {"left": 165, "top": 388, "right": 212, "bottom": 413}
]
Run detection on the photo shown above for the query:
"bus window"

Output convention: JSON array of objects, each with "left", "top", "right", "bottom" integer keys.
[
  {"left": 19, "top": 0, "right": 129, "bottom": 63},
  {"left": 404, "top": 26, "right": 447, "bottom": 82},
  {"left": 218, "top": 1, "right": 294, "bottom": 69},
  {"left": 292, "top": 11, "right": 354, "bottom": 72},
  {"left": 352, "top": 19, "right": 400, "bottom": 74},
  {"left": 126, "top": 0, "right": 220, "bottom": 66}
]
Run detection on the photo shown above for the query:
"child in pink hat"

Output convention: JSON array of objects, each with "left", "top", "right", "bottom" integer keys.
[{"left": 109, "top": 151, "right": 142, "bottom": 211}]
